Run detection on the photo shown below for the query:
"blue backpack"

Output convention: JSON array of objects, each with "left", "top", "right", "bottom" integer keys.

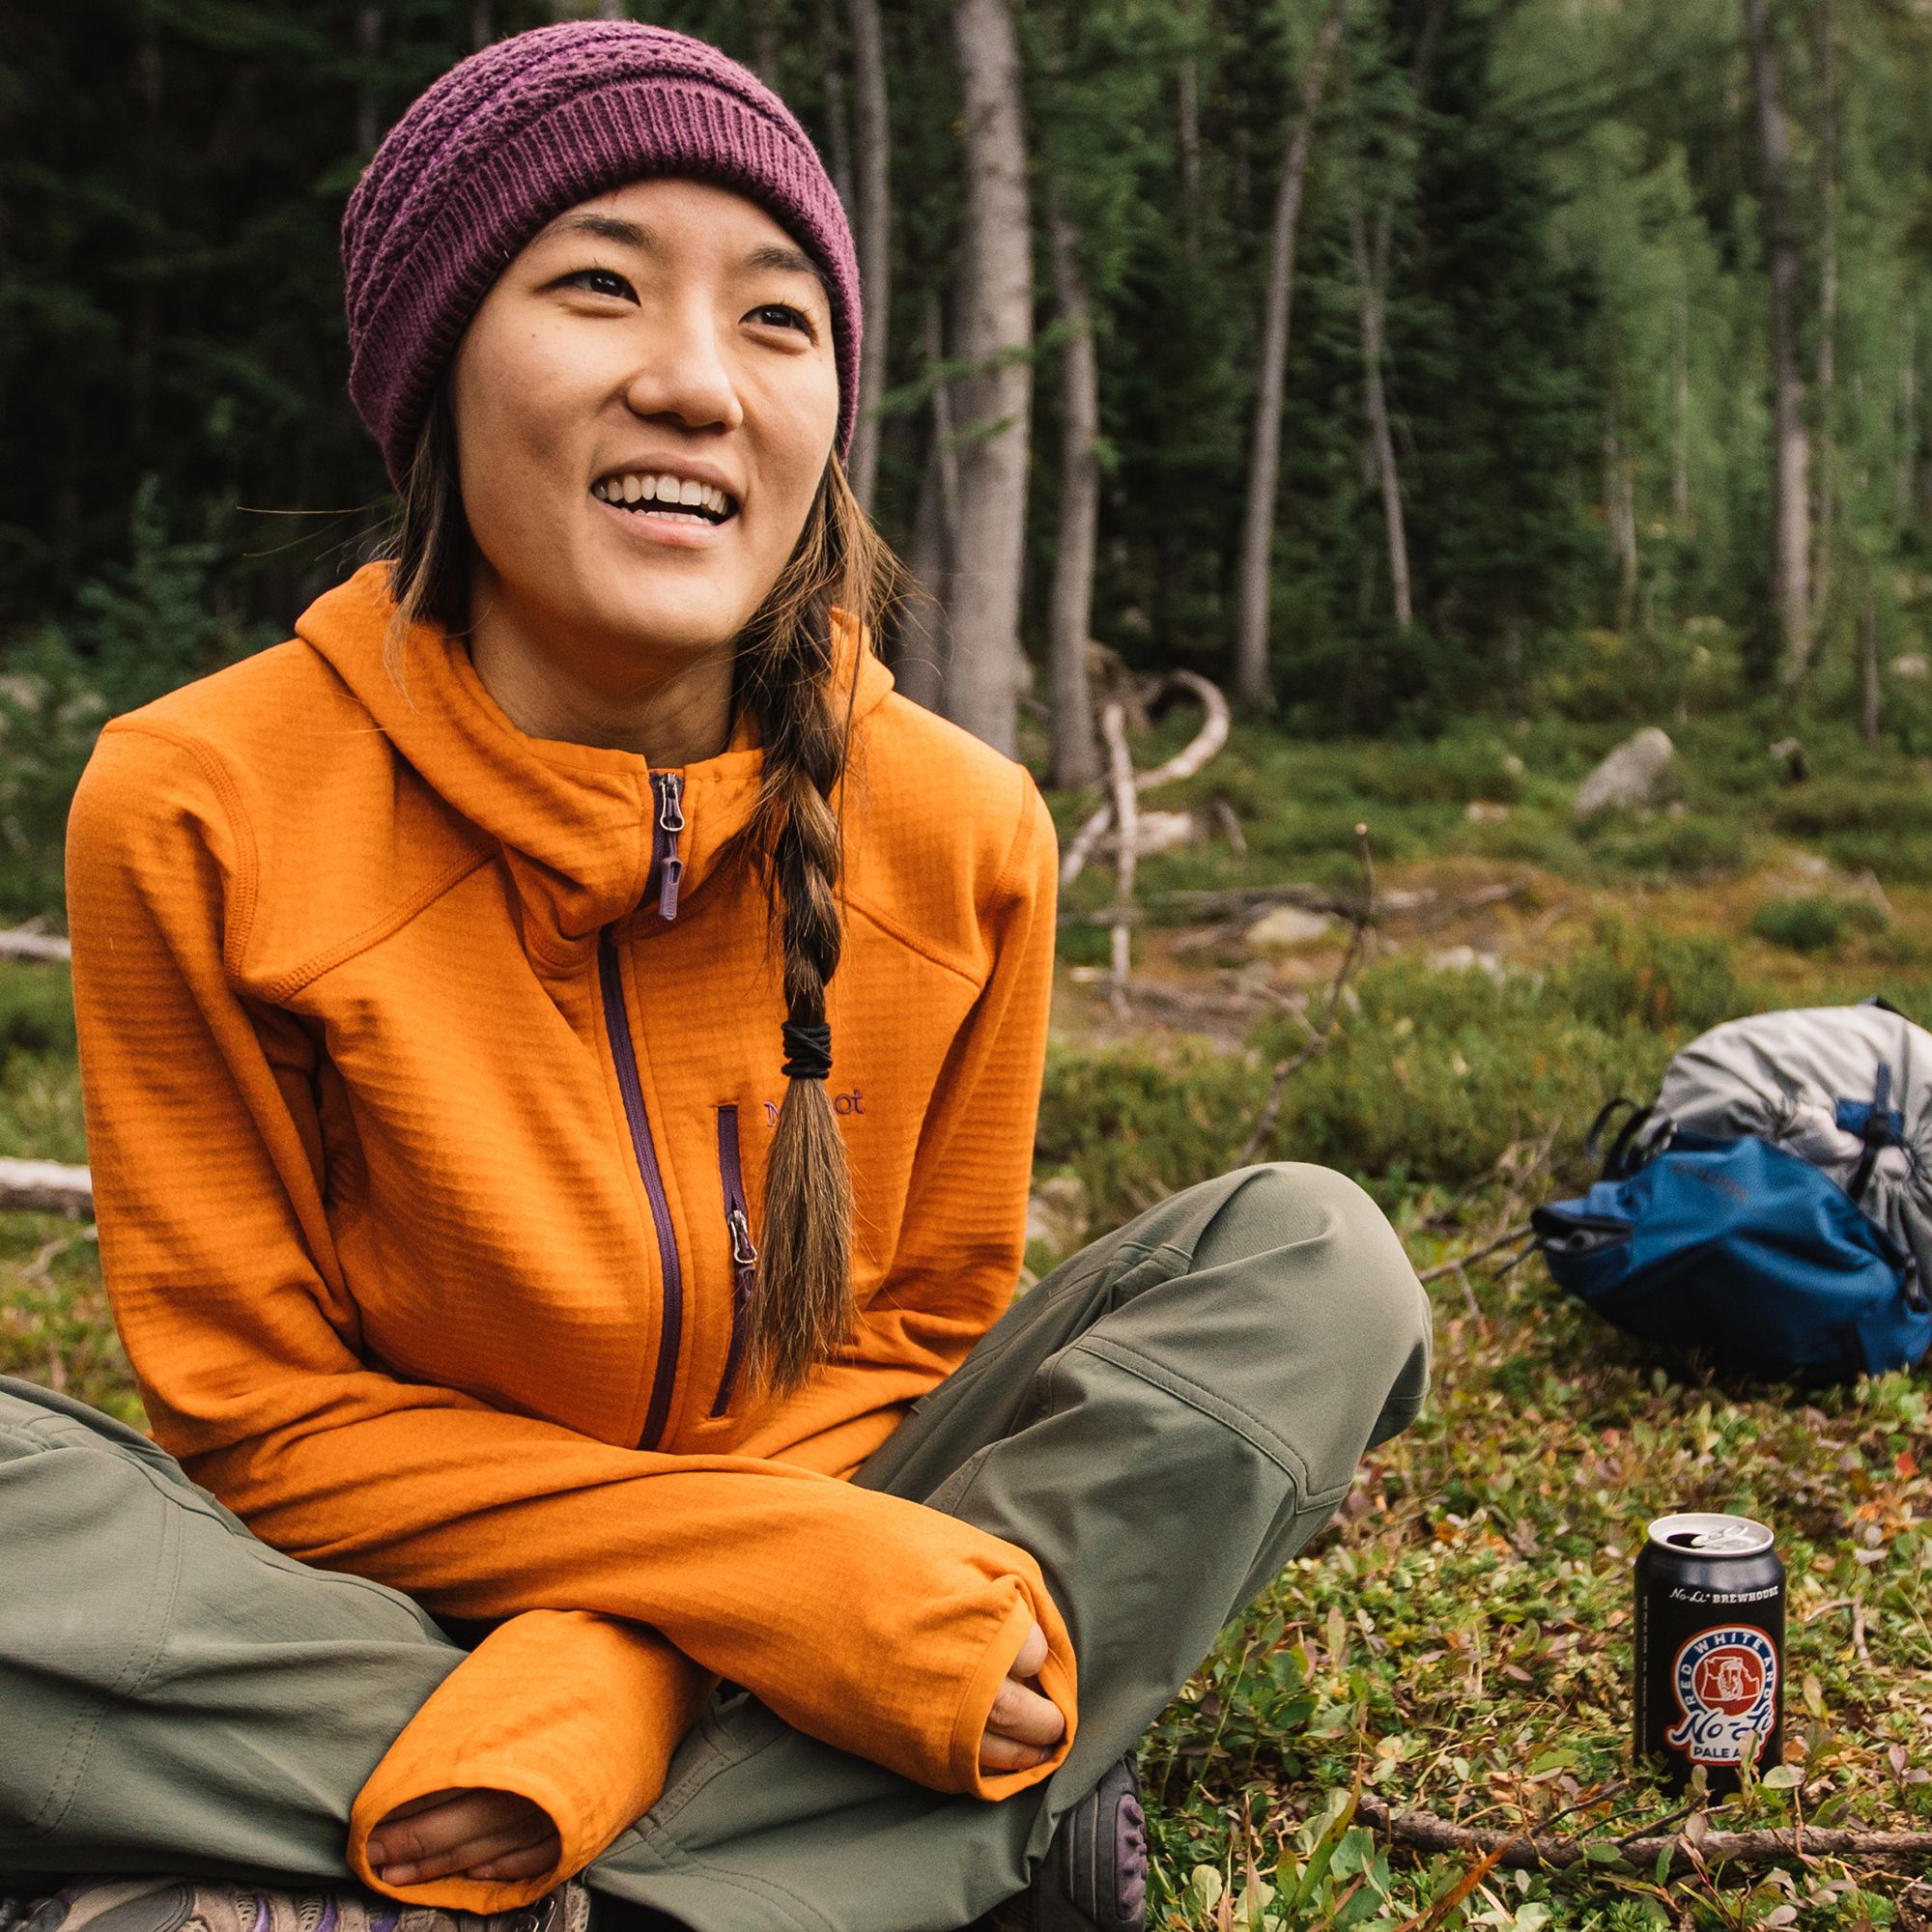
[{"left": 1535, "top": 1017, "right": 1932, "bottom": 1382}]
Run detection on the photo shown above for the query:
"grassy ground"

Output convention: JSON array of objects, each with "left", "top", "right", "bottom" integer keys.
[{"left": 9, "top": 703, "right": 1932, "bottom": 1928}]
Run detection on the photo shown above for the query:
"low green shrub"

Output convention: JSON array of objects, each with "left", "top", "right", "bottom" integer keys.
[{"left": 1749, "top": 893, "right": 1890, "bottom": 954}]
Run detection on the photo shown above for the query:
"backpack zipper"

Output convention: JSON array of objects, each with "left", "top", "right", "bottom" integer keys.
[
  {"left": 596, "top": 769, "right": 687, "bottom": 1451},
  {"left": 711, "top": 1102, "right": 758, "bottom": 1415}
]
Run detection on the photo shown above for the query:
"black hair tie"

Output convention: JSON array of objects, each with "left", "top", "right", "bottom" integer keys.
[{"left": 780, "top": 1018, "right": 833, "bottom": 1082}]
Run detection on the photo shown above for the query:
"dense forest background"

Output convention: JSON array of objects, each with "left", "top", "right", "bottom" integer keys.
[{"left": 6, "top": 0, "right": 1932, "bottom": 861}]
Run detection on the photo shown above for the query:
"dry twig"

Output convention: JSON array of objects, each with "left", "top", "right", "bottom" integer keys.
[
  {"left": 1099, "top": 700, "right": 1139, "bottom": 1017},
  {"left": 1358, "top": 1794, "right": 1932, "bottom": 1876},
  {"left": 1061, "top": 670, "right": 1231, "bottom": 888}
]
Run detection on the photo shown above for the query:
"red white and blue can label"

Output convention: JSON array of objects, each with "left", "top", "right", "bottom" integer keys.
[{"left": 1664, "top": 1625, "right": 1780, "bottom": 1766}]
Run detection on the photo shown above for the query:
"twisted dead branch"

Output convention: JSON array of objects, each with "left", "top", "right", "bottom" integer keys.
[{"left": 1357, "top": 1793, "right": 1932, "bottom": 1878}]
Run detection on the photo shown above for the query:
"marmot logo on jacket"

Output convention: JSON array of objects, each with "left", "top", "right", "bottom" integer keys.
[{"left": 762, "top": 1089, "right": 865, "bottom": 1126}]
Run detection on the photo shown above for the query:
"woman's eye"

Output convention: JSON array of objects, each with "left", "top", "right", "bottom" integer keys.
[
  {"left": 749, "top": 303, "right": 811, "bottom": 335},
  {"left": 563, "top": 268, "right": 636, "bottom": 301}
]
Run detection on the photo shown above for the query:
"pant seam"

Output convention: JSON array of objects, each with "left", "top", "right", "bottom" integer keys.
[{"left": 1069, "top": 1334, "right": 1321, "bottom": 1496}]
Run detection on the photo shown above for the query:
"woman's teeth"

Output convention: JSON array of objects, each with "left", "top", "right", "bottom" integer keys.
[{"left": 592, "top": 472, "right": 733, "bottom": 523}]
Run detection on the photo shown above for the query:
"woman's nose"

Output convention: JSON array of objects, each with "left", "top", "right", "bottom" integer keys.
[{"left": 623, "top": 303, "right": 744, "bottom": 434}]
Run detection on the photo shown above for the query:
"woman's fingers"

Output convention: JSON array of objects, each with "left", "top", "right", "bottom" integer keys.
[
  {"left": 368, "top": 1787, "right": 557, "bottom": 1886},
  {"left": 986, "top": 1674, "right": 1065, "bottom": 1748},
  {"left": 1010, "top": 1619, "right": 1049, "bottom": 1681}
]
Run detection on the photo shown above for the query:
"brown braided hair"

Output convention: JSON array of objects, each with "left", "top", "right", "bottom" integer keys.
[{"left": 380, "top": 378, "right": 904, "bottom": 1398}]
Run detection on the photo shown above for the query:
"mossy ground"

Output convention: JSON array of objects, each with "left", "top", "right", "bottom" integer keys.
[{"left": 10, "top": 708, "right": 1932, "bottom": 1927}]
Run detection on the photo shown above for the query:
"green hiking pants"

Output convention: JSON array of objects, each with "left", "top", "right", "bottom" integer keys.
[{"left": 0, "top": 1161, "right": 1431, "bottom": 1932}]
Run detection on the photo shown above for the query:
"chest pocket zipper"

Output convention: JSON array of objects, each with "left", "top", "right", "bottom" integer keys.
[{"left": 712, "top": 1102, "right": 758, "bottom": 1415}]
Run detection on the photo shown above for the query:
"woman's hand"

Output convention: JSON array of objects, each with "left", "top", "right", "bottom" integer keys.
[
  {"left": 365, "top": 1786, "right": 560, "bottom": 1888},
  {"left": 979, "top": 1618, "right": 1065, "bottom": 1774}
]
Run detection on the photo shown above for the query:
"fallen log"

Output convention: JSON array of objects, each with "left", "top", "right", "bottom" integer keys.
[
  {"left": 0, "top": 1157, "right": 93, "bottom": 1216},
  {"left": 1358, "top": 1794, "right": 1932, "bottom": 1876},
  {"left": 0, "top": 927, "right": 71, "bottom": 964}
]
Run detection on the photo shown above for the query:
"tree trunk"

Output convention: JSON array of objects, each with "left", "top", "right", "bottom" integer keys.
[
  {"left": 1345, "top": 164, "right": 1412, "bottom": 631},
  {"left": 844, "top": 0, "right": 891, "bottom": 514},
  {"left": 746, "top": 0, "right": 781, "bottom": 84},
  {"left": 471, "top": 2, "right": 494, "bottom": 47},
  {"left": 1860, "top": 557, "right": 1880, "bottom": 746},
  {"left": 1178, "top": 50, "right": 1202, "bottom": 263},
  {"left": 1605, "top": 412, "right": 1637, "bottom": 632},
  {"left": 355, "top": 8, "right": 383, "bottom": 156},
  {"left": 1233, "top": 0, "right": 1345, "bottom": 705},
  {"left": 1899, "top": 298, "right": 1919, "bottom": 528},
  {"left": 817, "top": 0, "right": 855, "bottom": 214},
  {"left": 1812, "top": 0, "right": 1837, "bottom": 630},
  {"left": 945, "top": 0, "right": 1034, "bottom": 755},
  {"left": 1742, "top": 0, "right": 1811, "bottom": 683},
  {"left": 1046, "top": 194, "right": 1102, "bottom": 788},
  {"left": 1672, "top": 266, "right": 1690, "bottom": 525},
  {"left": 900, "top": 292, "right": 956, "bottom": 714}
]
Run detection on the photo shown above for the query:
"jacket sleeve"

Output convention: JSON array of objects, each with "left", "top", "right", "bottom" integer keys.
[
  {"left": 736, "top": 771, "right": 1060, "bottom": 1482},
  {"left": 64, "top": 724, "right": 1076, "bottom": 1913}
]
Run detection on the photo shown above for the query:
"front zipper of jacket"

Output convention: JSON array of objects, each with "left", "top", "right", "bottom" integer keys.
[
  {"left": 710, "top": 1101, "right": 758, "bottom": 1415},
  {"left": 598, "top": 770, "right": 686, "bottom": 1451}
]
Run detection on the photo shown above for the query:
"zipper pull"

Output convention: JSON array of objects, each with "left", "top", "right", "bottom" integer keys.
[
  {"left": 726, "top": 1206, "right": 758, "bottom": 1283},
  {"left": 654, "top": 772, "right": 686, "bottom": 922}
]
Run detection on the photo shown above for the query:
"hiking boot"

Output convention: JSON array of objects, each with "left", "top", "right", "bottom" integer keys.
[
  {"left": 978, "top": 1751, "right": 1147, "bottom": 1932},
  {"left": 0, "top": 1876, "right": 592, "bottom": 1932}
]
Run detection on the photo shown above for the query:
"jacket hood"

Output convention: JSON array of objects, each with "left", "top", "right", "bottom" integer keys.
[{"left": 295, "top": 560, "right": 895, "bottom": 965}]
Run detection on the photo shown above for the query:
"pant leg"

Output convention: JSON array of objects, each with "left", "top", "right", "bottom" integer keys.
[
  {"left": 581, "top": 1161, "right": 1431, "bottom": 1932},
  {"left": 0, "top": 1375, "right": 466, "bottom": 1891}
]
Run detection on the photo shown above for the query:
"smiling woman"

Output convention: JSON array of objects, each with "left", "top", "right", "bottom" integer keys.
[{"left": 8, "top": 19, "right": 1433, "bottom": 1932}]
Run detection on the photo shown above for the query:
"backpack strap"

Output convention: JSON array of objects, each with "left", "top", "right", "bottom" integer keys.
[
  {"left": 1586, "top": 1097, "right": 1671, "bottom": 1179},
  {"left": 1846, "top": 1061, "right": 1901, "bottom": 1205}
]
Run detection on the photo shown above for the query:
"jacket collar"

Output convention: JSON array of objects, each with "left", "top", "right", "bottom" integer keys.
[{"left": 295, "top": 560, "right": 894, "bottom": 969}]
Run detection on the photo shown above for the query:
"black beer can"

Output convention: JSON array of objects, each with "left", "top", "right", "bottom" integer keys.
[{"left": 1634, "top": 1513, "right": 1785, "bottom": 1795}]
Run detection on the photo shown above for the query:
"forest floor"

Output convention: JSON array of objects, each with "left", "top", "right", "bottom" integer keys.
[{"left": 8, "top": 703, "right": 1932, "bottom": 1929}]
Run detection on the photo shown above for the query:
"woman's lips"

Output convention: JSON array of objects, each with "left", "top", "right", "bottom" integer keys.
[{"left": 592, "top": 490, "right": 735, "bottom": 551}]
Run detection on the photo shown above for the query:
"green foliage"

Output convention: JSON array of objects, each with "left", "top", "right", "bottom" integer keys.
[
  {"left": 1749, "top": 893, "right": 1890, "bottom": 955},
  {"left": 0, "top": 476, "right": 271, "bottom": 923}
]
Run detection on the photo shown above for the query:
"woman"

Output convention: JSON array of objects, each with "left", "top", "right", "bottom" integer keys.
[{"left": 0, "top": 21, "right": 1431, "bottom": 1932}]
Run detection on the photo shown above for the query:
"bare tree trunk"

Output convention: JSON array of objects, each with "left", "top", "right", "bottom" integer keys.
[
  {"left": 1605, "top": 412, "right": 1637, "bottom": 631},
  {"left": 1672, "top": 266, "right": 1690, "bottom": 525},
  {"left": 816, "top": 0, "right": 854, "bottom": 214},
  {"left": 1860, "top": 557, "right": 1881, "bottom": 746},
  {"left": 746, "top": 0, "right": 781, "bottom": 83},
  {"left": 471, "top": 2, "right": 494, "bottom": 46},
  {"left": 844, "top": 0, "right": 891, "bottom": 513},
  {"left": 1233, "top": 0, "right": 1345, "bottom": 704},
  {"left": 1178, "top": 52, "right": 1202, "bottom": 263},
  {"left": 1743, "top": 0, "right": 1811, "bottom": 682},
  {"left": 1046, "top": 195, "right": 1102, "bottom": 788},
  {"left": 1812, "top": 0, "right": 1837, "bottom": 630},
  {"left": 900, "top": 293, "right": 956, "bottom": 713},
  {"left": 1345, "top": 165, "right": 1412, "bottom": 631},
  {"left": 355, "top": 8, "right": 383, "bottom": 156},
  {"left": 945, "top": 0, "right": 1034, "bottom": 755},
  {"left": 1899, "top": 298, "right": 1919, "bottom": 528}
]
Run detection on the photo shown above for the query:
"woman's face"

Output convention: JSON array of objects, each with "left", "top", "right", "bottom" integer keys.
[{"left": 448, "top": 176, "right": 840, "bottom": 672}]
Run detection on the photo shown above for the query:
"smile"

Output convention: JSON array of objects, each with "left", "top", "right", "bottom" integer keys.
[{"left": 591, "top": 470, "right": 737, "bottom": 525}]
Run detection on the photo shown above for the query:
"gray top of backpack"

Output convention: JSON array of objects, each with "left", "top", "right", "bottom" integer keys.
[{"left": 1658, "top": 1001, "right": 1932, "bottom": 1287}]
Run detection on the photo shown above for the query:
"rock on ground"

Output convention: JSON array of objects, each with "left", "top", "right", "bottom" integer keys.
[
  {"left": 1243, "top": 905, "right": 1336, "bottom": 951},
  {"left": 1574, "top": 726, "right": 1674, "bottom": 822}
]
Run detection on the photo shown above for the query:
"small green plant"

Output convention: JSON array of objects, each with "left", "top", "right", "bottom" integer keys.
[{"left": 1749, "top": 894, "right": 1889, "bottom": 955}]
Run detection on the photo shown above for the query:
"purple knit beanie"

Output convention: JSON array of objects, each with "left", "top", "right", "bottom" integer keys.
[{"left": 341, "top": 20, "right": 861, "bottom": 495}]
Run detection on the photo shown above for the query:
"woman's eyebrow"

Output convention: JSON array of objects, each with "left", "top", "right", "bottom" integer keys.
[
  {"left": 742, "top": 242, "right": 829, "bottom": 297},
  {"left": 539, "top": 210, "right": 660, "bottom": 253}
]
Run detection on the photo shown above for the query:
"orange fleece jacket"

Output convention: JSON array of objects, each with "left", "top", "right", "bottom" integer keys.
[{"left": 63, "top": 561, "right": 1074, "bottom": 1911}]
